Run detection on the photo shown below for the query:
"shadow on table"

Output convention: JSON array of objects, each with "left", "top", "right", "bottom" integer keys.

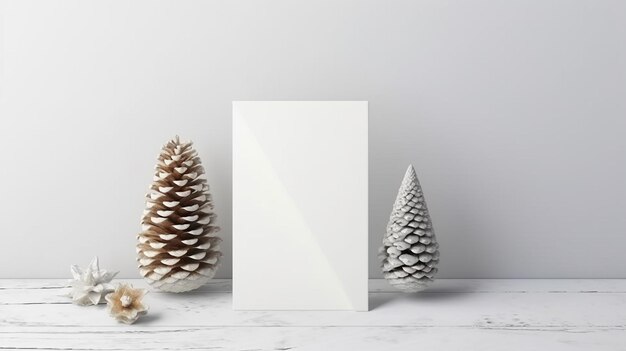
[
  {"left": 369, "top": 280, "right": 481, "bottom": 311},
  {"left": 133, "top": 312, "right": 162, "bottom": 325},
  {"left": 148, "top": 280, "right": 231, "bottom": 298}
]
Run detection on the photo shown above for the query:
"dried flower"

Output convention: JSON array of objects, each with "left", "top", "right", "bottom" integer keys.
[
  {"left": 105, "top": 284, "right": 148, "bottom": 324},
  {"left": 68, "top": 257, "right": 118, "bottom": 306}
]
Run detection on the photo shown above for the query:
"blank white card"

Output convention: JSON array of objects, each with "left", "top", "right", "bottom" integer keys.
[{"left": 232, "top": 101, "right": 368, "bottom": 311}]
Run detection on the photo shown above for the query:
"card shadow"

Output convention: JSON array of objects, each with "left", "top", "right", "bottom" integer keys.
[{"left": 369, "top": 280, "right": 480, "bottom": 311}]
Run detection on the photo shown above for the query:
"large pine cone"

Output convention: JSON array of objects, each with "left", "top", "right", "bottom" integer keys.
[
  {"left": 380, "top": 165, "right": 439, "bottom": 292},
  {"left": 137, "top": 136, "right": 221, "bottom": 292}
]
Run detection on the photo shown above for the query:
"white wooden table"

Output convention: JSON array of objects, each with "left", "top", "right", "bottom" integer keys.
[{"left": 1, "top": 279, "right": 625, "bottom": 350}]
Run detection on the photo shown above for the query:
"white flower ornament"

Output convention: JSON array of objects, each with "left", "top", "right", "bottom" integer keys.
[
  {"left": 105, "top": 284, "right": 149, "bottom": 324},
  {"left": 68, "top": 257, "right": 118, "bottom": 306}
]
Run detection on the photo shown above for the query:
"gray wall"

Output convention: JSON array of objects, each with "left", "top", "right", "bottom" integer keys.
[{"left": 1, "top": 0, "right": 625, "bottom": 279}]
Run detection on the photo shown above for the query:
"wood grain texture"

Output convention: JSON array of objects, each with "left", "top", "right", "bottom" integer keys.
[{"left": 0, "top": 279, "right": 625, "bottom": 350}]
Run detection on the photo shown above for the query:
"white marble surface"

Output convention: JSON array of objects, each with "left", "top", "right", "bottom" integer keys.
[{"left": 1, "top": 279, "right": 625, "bottom": 350}]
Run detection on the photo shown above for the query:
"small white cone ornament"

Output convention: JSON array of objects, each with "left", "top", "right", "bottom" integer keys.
[
  {"left": 379, "top": 165, "right": 440, "bottom": 292},
  {"left": 137, "top": 136, "right": 222, "bottom": 292},
  {"left": 105, "top": 284, "right": 148, "bottom": 325},
  {"left": 68, "top": 257, "right": 118, "bottom": 306}
]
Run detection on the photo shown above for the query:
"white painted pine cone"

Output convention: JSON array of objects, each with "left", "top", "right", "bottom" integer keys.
[
  {"left": 137, "top": 136, "right": 221, "bottom": 292},
  {"left": 379, "top": 165, "right": 440, "bottom": 292}
]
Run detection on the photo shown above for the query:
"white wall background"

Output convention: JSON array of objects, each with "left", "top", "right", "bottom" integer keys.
[{"left": 1, "top": 0, "right": 625, "bottom": 279}]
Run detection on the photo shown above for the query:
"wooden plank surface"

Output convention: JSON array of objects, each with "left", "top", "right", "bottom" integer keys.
[{"left": 0, "top": 279, "right": 625, "bottom": 350}]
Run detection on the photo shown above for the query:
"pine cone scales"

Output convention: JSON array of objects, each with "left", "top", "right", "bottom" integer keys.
[
  {"left": 137, "top": 136, "right": 221, "bottom": 292},
  {"left": 380, "top": 165, "right": 439, "bottom": 292}
]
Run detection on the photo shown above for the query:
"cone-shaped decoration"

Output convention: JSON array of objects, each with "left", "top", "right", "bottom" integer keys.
[
  {"left": 379, "top": 165, "right": 439, "bottom": 292},
  {"left": 137, "top": 136, "right": 221, "bottom": 292}
]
